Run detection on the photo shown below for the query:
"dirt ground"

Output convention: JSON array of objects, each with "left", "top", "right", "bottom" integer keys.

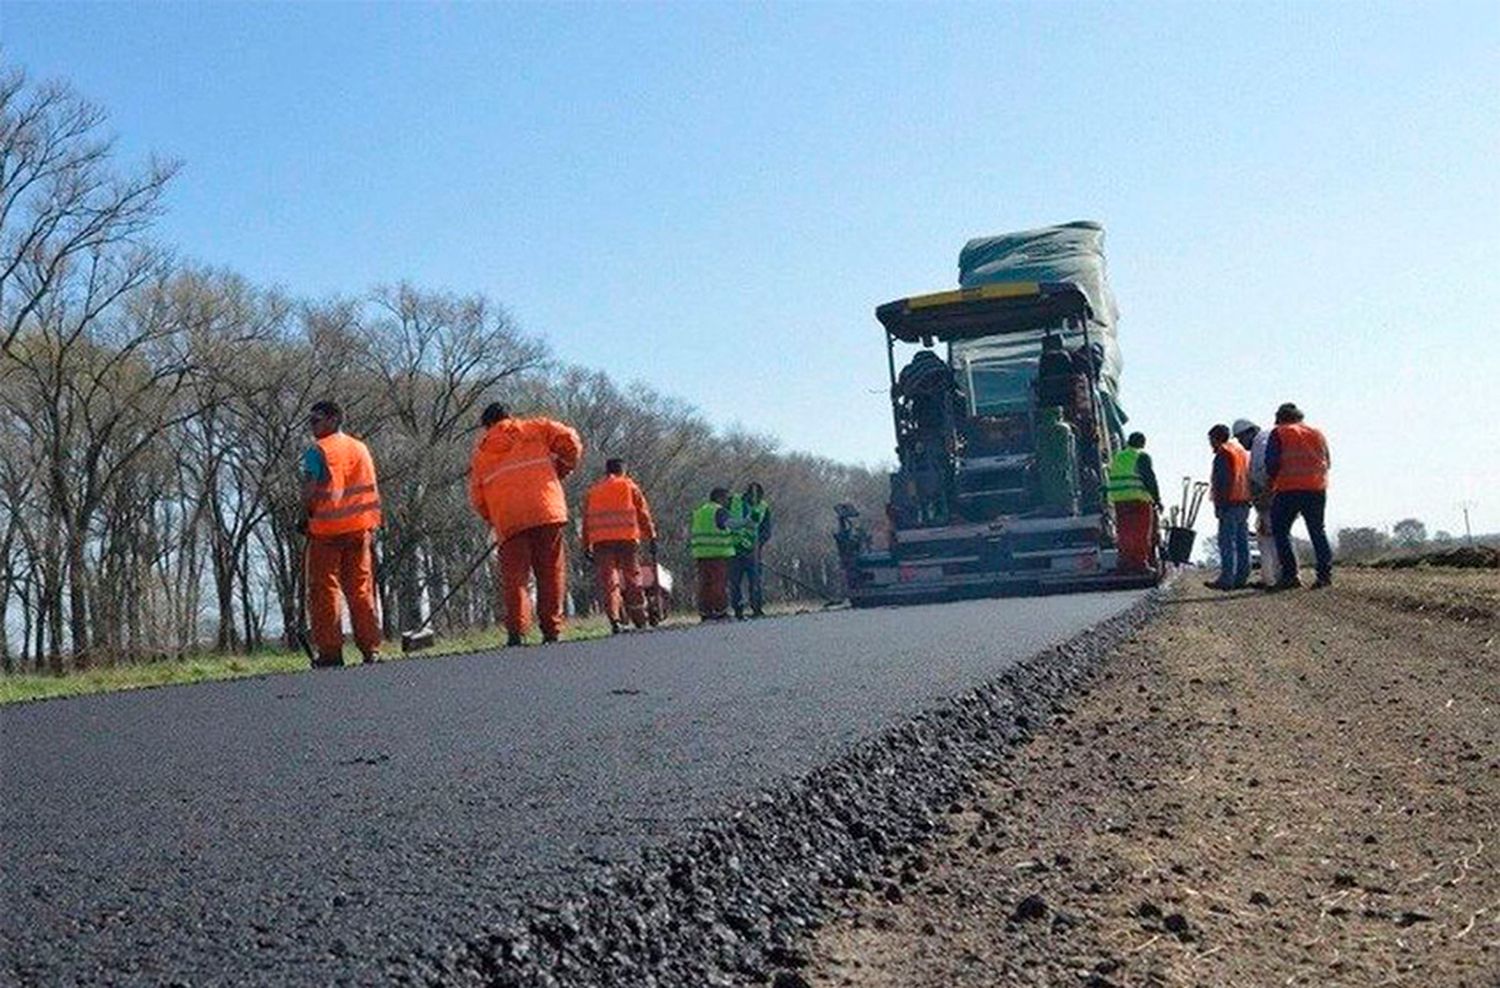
[{"left": 807, "top": 568, "right": 1499, "bottom": 987}]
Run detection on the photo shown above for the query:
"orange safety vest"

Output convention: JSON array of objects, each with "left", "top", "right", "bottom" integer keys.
[
  {"left": 1271, "top": 423, "right": 1330, "bottom": 493},
  {"left": 1214, "top": 439, "right": 1252, "bottom": 505},
  {"left": 307, "top": 432, "right": 382, "bottom": 536},
  {"left": 468, "top": 417, "right": 582, "bottom": 541},
  {"left": 584, "top": 475, "right": 653, "bottom": 548}
]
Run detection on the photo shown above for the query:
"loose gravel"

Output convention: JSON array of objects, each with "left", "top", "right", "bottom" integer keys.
[{"left": 426, "top": 590, "right": 1164, "bottom": 987}]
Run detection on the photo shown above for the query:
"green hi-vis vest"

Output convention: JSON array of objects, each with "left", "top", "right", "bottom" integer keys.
[
  {"left": 1106, "top": 447, "right": 1152, "bottom": 504},
  {"left": 728, "top": 494, "right": 769, "bottom": 553},
  {"left": 690, "top": 501, "right": 736, "bottom": 559}
]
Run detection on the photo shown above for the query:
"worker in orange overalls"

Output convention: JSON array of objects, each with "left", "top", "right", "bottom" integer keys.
[
  {"left": 301, "top": 399, "right": 383, "bottom": 668},
  {"left": 582, "top": 457, "right": 657, "bottom": 633},
  {"left": 468, "top": 403, "right": 582, "bottom": 645},
  {"left": 1105, "top": 431, "right": 1162, "bottom": 573}
]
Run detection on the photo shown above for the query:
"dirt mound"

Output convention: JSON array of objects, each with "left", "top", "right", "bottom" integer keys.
[{"left": 1374, "top": 543, "right": 1498, "bottom": 569}]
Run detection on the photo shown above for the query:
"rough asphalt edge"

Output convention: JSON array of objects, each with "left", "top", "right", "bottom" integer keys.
[{"left": 414, "top": 588, "right": 1166, "bottom": 988}]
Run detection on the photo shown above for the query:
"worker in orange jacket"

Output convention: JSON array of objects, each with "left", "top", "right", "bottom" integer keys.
[
  {"left": 1205, "top": 423, "right": 1252, "bottom": 591},
  {"left": 582, "top": 458, "right": 657, "bottom": 633},
  {"left": 1266, "top": 401, "right": 1333, "bottom": 589},
  {"left": 301, "top": 399, "right": 383, "bottom": 667},
  {"left": 468, "top": 403, "right": 583, "bottom": 645}
]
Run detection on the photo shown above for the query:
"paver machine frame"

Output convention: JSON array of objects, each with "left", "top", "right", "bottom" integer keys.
[{"left": 835, "top": 281, "right": 1163, "bottom": 606}]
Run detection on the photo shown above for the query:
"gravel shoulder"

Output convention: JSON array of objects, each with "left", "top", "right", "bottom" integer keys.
[{"left": 808, "top": 569, "right": 1500, "bottom": 987}]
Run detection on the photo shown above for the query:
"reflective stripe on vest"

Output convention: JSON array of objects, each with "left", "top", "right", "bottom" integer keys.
[
  {"left": 308, "top": 433, "right": 382, "bottom": 536},
  {"left": 480, "top": 455, "right": 555, "bottom": 486},
  {"left": 1216, "top": 439, "right": 1252, "bottom": 504},
  {"left": 728, "top": 494, "right": 768, "bottom": 553},
  {"left": 585, "top": 476, "right": 641, "bottom": 547},
  {"left": 1272, "top": 423, "right": 1329, "bottom": 493},
  {"left": 1106, "top": 448, "right": 1152, "bottom": 504},
  {"left": 690, "top": 501, "right": 736, "bottom": 559}
]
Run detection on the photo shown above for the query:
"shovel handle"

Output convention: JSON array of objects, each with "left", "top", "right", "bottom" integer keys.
[{"left": 413, "top": 541, "right": 498, "bottom": 636}]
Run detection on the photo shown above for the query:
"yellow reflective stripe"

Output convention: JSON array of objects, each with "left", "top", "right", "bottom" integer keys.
[
  {"left": 481, "top": 456, "right": 553, "bottom": 485},
  {"left": 906, "top": 282, "right": 1041, "bottom": 310}
]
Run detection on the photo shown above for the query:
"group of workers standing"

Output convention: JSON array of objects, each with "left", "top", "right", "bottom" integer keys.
[
  {"left": 299, "top": 400, "right": 773, "bottom": 667},
  {"left": 1103, "top": 401, "right": 1332, "bottom": 590},
  {"left": 1204, "top": 402, "right": 1333, "bottom": 591}
]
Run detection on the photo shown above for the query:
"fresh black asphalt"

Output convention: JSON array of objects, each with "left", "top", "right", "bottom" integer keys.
[{"left": 1, "top": 590, "right": 1146, "bottom": 985}]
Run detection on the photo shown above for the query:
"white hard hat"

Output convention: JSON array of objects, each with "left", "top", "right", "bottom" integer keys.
[{"left": 1231, "top": 418, "right": 1258, "bottom": 437}]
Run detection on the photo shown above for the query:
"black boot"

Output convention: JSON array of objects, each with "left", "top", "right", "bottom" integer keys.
[
  {"left": 609, "top": 619, "right": 622, "bottom": 635},
  {"left": 507, "top": 631, "right": 523, "bottom": 647}
]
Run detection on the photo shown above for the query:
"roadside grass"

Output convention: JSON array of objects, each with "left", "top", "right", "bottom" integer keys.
[{"left": 0, "top": 601, "right": 824, "bottom": 706}]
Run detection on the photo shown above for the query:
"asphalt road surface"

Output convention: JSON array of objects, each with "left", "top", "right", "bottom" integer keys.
[{"left": 1, "top": 590, "right": 1146, "bottom": 985}]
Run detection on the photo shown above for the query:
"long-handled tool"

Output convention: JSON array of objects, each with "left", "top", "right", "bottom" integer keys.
[
  {"left": 647, "top": 543, "right": 664, "bottom": 627},
  {"left": 1180, "top": 476, "right": 1191, "bottom": 523},
  {"left": 293, "top": 529, "right": 318, "bottom": 664},
  {"left": 1185, "top": 481, "right": 1209, "bottom": 528},
  {"left": 400, "top": 542, "right": 498, "bottom": 654},
  {"left": 765, "top": 564, "right": 843, "bottom": 608}
]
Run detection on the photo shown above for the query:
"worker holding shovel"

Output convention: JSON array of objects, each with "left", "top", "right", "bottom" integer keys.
[{"left": 468, "top": 403, "right": 582, "bottom": 645}]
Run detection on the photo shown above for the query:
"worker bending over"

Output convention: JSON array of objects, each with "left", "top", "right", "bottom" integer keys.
[
  {"left": 1232, "top": 418, "right": 1280, "bottom": 588},
  {"left": 583, "top": 458, "right": 657, "bottom": 633},
  {"left": 468, "top": 403, "right": 582, "bottom": 644},
  {"left": 1105, "top": 431, "right": 1162, "bottom": 573},
  {"left": 728, "top": 482, "right": 771, "bottom": 619},
  {"left": 1205, "top": 423, "right": 1252, "bottom": 590},
  {"left": 1266, "top": 402, "right": 1332, "bottom": 590},
  {"left": 301, "top": 400, "right": 383, "bottom": 667}
]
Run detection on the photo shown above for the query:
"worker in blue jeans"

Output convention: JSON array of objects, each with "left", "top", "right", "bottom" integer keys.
[
  {"left": 728, "top": 482, "right": 771, "bottom": 619},
  {"left": 1206, "top": 424, "right": 1252, "bottom": 590}
]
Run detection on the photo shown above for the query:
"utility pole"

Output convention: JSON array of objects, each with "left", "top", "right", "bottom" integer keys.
[{"left": 1458, "top": 500, "right": 1476, "bottom": 544}]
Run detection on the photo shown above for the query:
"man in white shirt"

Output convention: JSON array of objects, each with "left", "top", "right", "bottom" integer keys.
[{"left": 1233, "top": 418, "right": 1279, "bottom": 588}]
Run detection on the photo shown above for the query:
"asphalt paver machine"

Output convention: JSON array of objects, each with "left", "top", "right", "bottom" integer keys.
[{"left": 836, "top": 279, "right": 1163, "bottom": 606}]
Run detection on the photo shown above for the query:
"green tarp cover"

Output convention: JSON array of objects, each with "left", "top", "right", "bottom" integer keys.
[{"left": 950, "top": 220, "right": 1126, "bottom": 440}]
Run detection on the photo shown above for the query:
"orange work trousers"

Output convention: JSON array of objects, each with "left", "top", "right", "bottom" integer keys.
[
  {"left": 592, "top": 540, "right": 648, "bottom": 628},
  {"left": 500, "top": 522, "right": 567, "bottom": 640},
  {"left": 1114, "top": 500, "right": 1158, "bottom": 573},
  {"left": 695, "top": 557, "right": 730, "bottom": 620},
  {"left": 307, "top": 530, "right": 382, "bottom": 663}
]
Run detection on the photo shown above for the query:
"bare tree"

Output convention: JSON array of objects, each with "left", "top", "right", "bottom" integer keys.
[
  {"left": 351, "top": 284, "right": 547, "bottom": 632},
  {"left": 0, "top": 64, "right": 178, "bottom": 356}
]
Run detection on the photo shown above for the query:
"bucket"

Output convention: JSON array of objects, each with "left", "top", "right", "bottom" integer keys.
[{"left": 1165, "top": 526, "right": 1197, "bottom": 565}]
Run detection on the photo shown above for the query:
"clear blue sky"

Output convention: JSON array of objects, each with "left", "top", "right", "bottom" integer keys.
[{"left": 5, "top": 1, "right": 1497, "bottom": 538}]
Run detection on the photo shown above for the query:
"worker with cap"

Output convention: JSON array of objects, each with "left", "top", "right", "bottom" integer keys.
[
  {"left": 690, "top": 487, "right": 739, "bottom": 621},
  {"left": 582, "top": 458, "right": 656, "bottom": 633},
  {"left": 1205, "top": 424, "right": 1253, "bottom": 590},
  {"left": 1265, "top": 401, "right": 1333, "bottom": 589},
  {"left": 468, "top": 403, "right": 583, "bottom": 644},
  {"left": 727, "top": 482, "right": 771, "bottom": 619},
  {"left": 301, "top": 399, "right": 383, "bottom": 667},
  {"left": 1105, "top": 432, "right": 1162, "bottom": 572},
  {"left": 1233, "top": 418, "right": 1280, "bottom": 588}
]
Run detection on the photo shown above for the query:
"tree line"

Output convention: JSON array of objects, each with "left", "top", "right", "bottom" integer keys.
[{"left": 0, "top": 63, "right": 886, "bottom": 674}]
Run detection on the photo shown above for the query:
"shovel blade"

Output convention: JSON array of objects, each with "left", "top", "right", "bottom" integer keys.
[{"left": 401, "top": 628, "right": 437, "bottom": 654}]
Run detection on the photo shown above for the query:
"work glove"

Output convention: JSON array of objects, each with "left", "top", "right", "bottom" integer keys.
[
  {"left": 295, "top": 517, "right": 309, "bottom": 536},
  {"left": 584, "top": 549, "right": 594, "bottom": 563},
  {"left": 649, "top": 539, "right": 659, "bottom": 557}
]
